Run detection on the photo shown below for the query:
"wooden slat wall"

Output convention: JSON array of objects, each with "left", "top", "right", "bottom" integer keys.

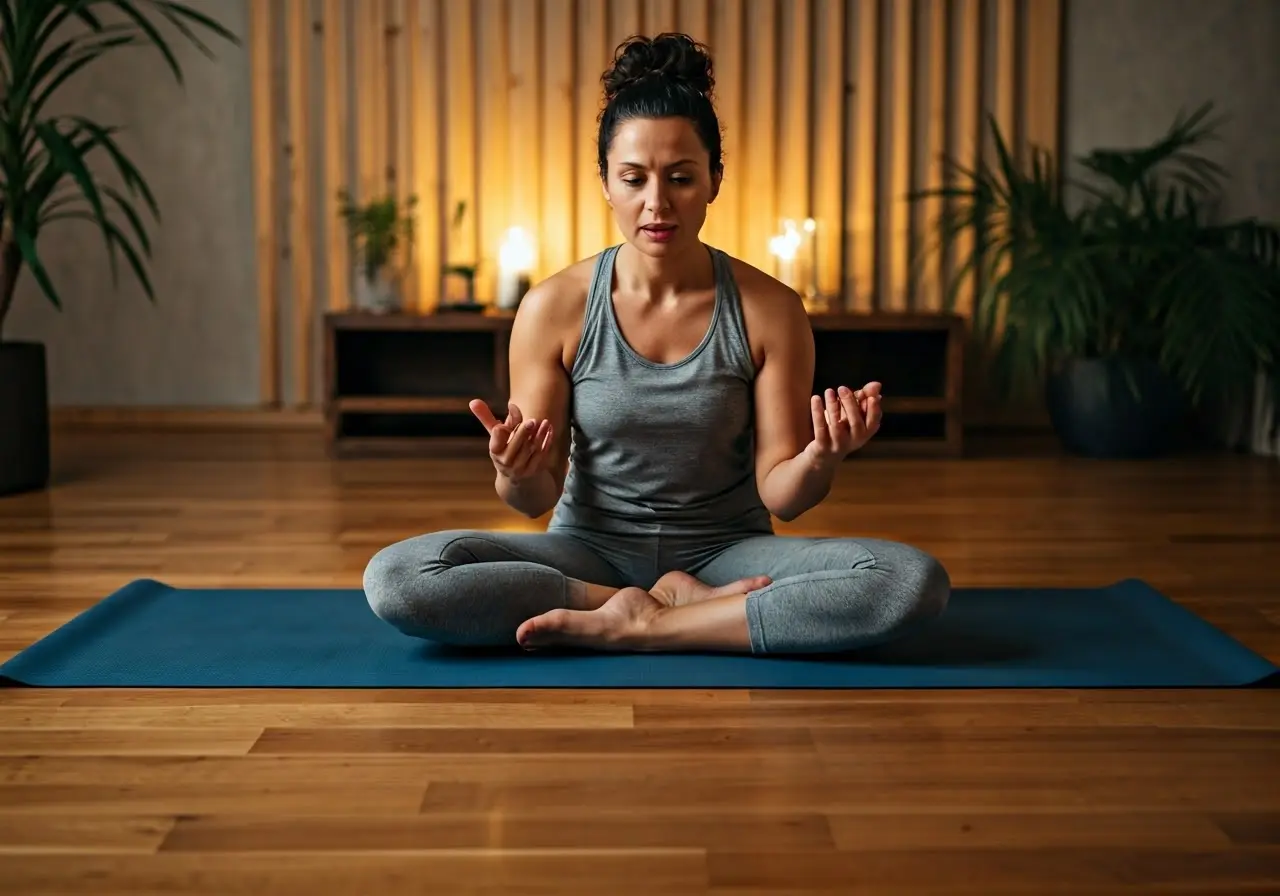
[{"left": 250, "top": 0, "right": 1063, "bottom": 407}]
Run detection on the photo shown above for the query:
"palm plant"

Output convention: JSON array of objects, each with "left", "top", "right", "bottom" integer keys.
[
  {"left": 911, "top": 102, "right": 1280, "bottom": 452},
  {"left": 0, "top": 0, "right": 239, "bottom": 338}
]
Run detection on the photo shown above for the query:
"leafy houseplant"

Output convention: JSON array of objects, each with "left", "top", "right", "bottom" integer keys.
[
  {"left": 337, "top": 188, "right": 417, "bottom": 313},
  {"left": 912, "top": 103, "right": 1280, "bottom": 457},
  {"left": 0, "top": 0, "right": 238, "bottom": 495}
]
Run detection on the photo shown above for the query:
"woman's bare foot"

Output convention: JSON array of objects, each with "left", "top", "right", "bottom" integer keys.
[
  {"left": 517, "top": 587, "right": 665, "bottom": 651},
  {"left": 647, "top": 570, "right": 771, "bottom": 608}
]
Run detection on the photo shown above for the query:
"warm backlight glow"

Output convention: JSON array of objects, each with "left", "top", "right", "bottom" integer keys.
[{"left": 499, "top": 227, "right": 536, "bottom": 273}]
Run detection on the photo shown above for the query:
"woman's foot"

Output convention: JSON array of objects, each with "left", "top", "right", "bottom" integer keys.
[
  {"left": 517, "top": 587, "right": 665, "bottom": 651},
  {"left": 647, "top": 570, "right": 771, "bottom": 607}
]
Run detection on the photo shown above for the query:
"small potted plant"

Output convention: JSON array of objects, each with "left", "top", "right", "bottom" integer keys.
[
  {"left": 0, "top": 1, "right": 238, "bottom": 496},
  {"left": 337, "top": 189, "right": 417, "bottom": 313},
  {"left": 911, "top": 102, "right": 1280, "bottom": 457}
]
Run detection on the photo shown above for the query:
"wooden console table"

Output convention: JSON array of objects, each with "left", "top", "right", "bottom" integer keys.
[{"left": 323, "top": 309, "right": 964, "bottom": 458}]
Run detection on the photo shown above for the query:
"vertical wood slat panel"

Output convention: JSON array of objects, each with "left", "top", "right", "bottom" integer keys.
[
  {"left": 575, "top": 0, "right": 608, "bottom": 262},
  {"left": 916, "top": 0, "right": 949, "bottom": 314},
  {"left": 541, "top": 0, "right": 577, "bottom": 278},
  {"left": 607, "top": 0, "right": 642, "bottom": 246},
  {"left": 777, "top": 0, "right": 810, "bottom": 276},
  {"left": 948, "top": 0, "right": 983, "bottom": 321},
  {"left": 413, "top": 0, "right": 443, "bottom": 312},
  {"left": 988, "top": 0, "right": 1020, "bottom": 334},
  {"left": 644, "top": 0, "right": 677, "bottom": 33},
  {"left": 883, "top": 0, "right": 914, "bottom": 311},
  {"left": 677, "top": 0, "right": 710, "bottom": 39},
  {"left": 372, "top": 0, "right": 389, "bottom": 191},
  {"left": 409, "top": 0, "right": 441, "bottom": 312},
  {"left": 708, "top": 0, "right": 743, "bottom": 256},
  {"left": 476, "top": 0, "right": 509, "bottom": 304},
  {"left": 353, "top": 1, "right": 381, "bottom": 200},
  {"left": 390, "top": 0, "right": 417, "bottom": 311},
  {"left": 845, "top": 0, "right": 878, "bottom": 312},
  {"left": 508, "top": 0, "right": 541, "bottom": 267},
  {"left": 1023, "top": 0, "right": 1062, "bottom": 159},
  {"left": 248, "top": 0, "right": 278, "bottom": 406},
  {"left": 286, "top": 0, "right": 314, "bottom": 407},
  {"left": 252, "top": 0, "right": 1066, "bottom": 406},
  {"left": 741, "top": 0, "right": 776, "bottom": 275},
  {"left": 810, "top": 0, "right": 843, "bottom": 300},
  {"left": 443, "top": 0, "right": 477, "bottom": 289},
  {"left": 322, "top": 0, "right": 348, "bottom": 313}
]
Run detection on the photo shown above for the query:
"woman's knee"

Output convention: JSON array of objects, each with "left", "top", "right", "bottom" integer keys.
[
  {"left": 362, "top": 530, "right": 461, "bottom": 632},
  {"left": 876, "top": 540, "right": 951, "bottom": 626}
]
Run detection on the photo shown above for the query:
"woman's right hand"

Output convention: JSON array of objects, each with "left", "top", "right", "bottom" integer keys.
[{"left": 469, "top": 399, "right": 555, "bottom": 484}]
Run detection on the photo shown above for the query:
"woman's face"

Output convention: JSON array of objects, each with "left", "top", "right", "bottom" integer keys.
[{"left": 601, "top": 116, "right": 721, "bottom": 257}]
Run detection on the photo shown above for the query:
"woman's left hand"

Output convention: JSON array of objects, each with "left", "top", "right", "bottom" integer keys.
[{"left": 802, "top": 382, "right": 883, "bottom": 465}]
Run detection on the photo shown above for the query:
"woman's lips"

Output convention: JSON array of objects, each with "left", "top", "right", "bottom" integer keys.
[{"left": 642, "top": 224, "right": 677, "bottom": 242}]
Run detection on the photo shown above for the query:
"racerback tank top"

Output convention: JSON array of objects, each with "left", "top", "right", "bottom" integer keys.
[{"left": 547, "top": 244, "right": 775, "bottom": 538}]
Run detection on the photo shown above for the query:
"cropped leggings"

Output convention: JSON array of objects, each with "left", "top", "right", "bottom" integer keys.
[{"left": 362, "top": 525, "right": 951, "bottom": 654}]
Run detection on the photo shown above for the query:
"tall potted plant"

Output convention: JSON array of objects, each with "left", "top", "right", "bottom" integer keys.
[
  {"left": 0, "top": 1, "right": 238, "bottom": 495},
  {"left": 912, "top": 103, "right": 1280, "bottom": 457}
]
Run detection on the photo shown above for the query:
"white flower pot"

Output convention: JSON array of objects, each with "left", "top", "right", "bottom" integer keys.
[{"left": 353, "top": 267, "right": 400, "bottom": 314}]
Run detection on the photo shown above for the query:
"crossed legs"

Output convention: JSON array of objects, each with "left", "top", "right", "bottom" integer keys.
[{"left": 363, "top": 529, "right": 950, "bottom": 654}]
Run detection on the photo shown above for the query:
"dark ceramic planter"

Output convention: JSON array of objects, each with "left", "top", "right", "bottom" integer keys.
[
  {"left": 0, "top": 341, "right": 51, "bottom": 495},
  {"left": 1045, "top": 356, "right": 1189, "bottom": 458}
]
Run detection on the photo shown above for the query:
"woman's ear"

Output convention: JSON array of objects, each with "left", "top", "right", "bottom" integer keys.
[{"left": 709, "top": 169, "right": 722, "bottom": 204}]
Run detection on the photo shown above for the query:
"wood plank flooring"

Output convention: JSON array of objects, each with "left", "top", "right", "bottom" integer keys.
[{"left": 1, "top": 427, "right": 1278, "bottom": 894}]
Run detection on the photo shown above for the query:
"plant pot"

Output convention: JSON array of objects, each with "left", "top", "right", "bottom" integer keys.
[
  {"left": 1045, "top": 356, "right": 1190, "bottom": 459},
  {"left": 0, "top": 341, "right": 51, "bottom": 495},
  {"left": 354, "top": 266, "right": 401, "bottom": 314}
]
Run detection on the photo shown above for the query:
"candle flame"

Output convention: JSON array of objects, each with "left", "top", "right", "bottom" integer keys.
[{"left": 499, "top": 227, "right": 535, "bottom": 272}]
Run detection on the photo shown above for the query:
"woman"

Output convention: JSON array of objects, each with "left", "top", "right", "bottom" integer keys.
[{"left": 363, "top": 33, "right": 950, "bottom": 654}]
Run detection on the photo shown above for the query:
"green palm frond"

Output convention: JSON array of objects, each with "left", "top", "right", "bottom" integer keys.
[
  {"left": 909, "top": 100, "right": 1280, "bottom": 424},
  {"left": 0, "top": 0, "right": 239, "bottom": 336}
]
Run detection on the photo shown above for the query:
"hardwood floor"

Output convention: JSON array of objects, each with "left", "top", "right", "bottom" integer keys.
[{"left": 1, "top": 426, "right": 1278, "bottom": 894}]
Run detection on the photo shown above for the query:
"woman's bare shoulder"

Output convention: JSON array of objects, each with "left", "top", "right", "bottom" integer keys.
[
  {"left": 511, "top": 253, "right": 603, "bottom": 363},
  {"left": 721, "top": 253, "right": 811, "bottom": 360}
]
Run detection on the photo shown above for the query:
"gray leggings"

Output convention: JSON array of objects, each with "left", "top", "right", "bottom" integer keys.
[{"left": 362, "top": 526, "right": 951, "bottom": 654}]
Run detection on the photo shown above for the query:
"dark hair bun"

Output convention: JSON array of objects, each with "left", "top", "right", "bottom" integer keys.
[{"left": 603, "top": 33, "right": 714, "bottom": 102}]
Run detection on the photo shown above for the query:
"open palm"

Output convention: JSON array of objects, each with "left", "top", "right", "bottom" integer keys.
[{"left": 804, "top": 382, "right": 883, "bottom": 464}]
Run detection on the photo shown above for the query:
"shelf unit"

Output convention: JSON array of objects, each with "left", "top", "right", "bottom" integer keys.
[{"left": 323, "top": 309, "right": 964, "bottom": 458}]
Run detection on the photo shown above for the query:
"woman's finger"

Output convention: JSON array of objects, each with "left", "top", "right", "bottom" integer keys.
[
  {"left": 519, "top": 420, "right": 555, "bottom": 474},
  {"left": 520, "top": 420, "right": 551, "bottom": 471},
  {"left": 489, "top": 423, "right": 512, "bottom": 457},
  {"left": 837, "top": 387, "right": 863, "bottom": 433},
  {"left": 502, "top": 419, "right": 536, "bottom": 463},
  {"left": 865, "top": 395, "right": 883, "bottom": 432},
  {"left": 810, "top": 395, "right": 829, "bottom": 447},
  {"left": 824, "top": 388, "right": 842, "bottom": 430}
]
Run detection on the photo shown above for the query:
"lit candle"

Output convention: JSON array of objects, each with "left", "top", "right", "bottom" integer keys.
[
  {"left": 497, "top": 227, "right": 535, "bottom": 310},
  {"left": 769, "top": 220, "right": 802, "bottom": 290}
]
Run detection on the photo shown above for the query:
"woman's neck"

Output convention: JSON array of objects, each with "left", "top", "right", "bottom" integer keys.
[{"left": 615, "top": 240, "right": 714, "bottom": 303}]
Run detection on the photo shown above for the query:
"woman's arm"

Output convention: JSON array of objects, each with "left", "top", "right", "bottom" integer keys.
[
  {"left": 480, "top": 279, "right": 577, "bottom": 518},
  {"left": 744, "top": 275, "right": 881, "bottom": 522}
]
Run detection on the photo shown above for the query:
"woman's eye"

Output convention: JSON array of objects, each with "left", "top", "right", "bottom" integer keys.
[{"left": 623, "top": 178, "right": 642, "bottom": 187}]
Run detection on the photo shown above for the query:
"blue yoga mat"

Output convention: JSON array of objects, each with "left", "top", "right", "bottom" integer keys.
[{"left": 0, "top": 578, "right": 1275, "bottom": 688}]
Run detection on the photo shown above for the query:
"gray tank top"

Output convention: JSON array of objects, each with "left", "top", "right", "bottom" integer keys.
[{"left": 548, "top": 244, "right": 775, "bottom": 537}]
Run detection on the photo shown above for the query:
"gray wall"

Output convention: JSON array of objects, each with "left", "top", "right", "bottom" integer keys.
[
  {"left": 1063, "top": 0, "right": 1280, "bottom": 225},
  {"left": 7, "top": 0, "right": 1279, "bottom": 409},
  {"left": 6, "top": 0, "right": 260, "bottom": 406}
]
